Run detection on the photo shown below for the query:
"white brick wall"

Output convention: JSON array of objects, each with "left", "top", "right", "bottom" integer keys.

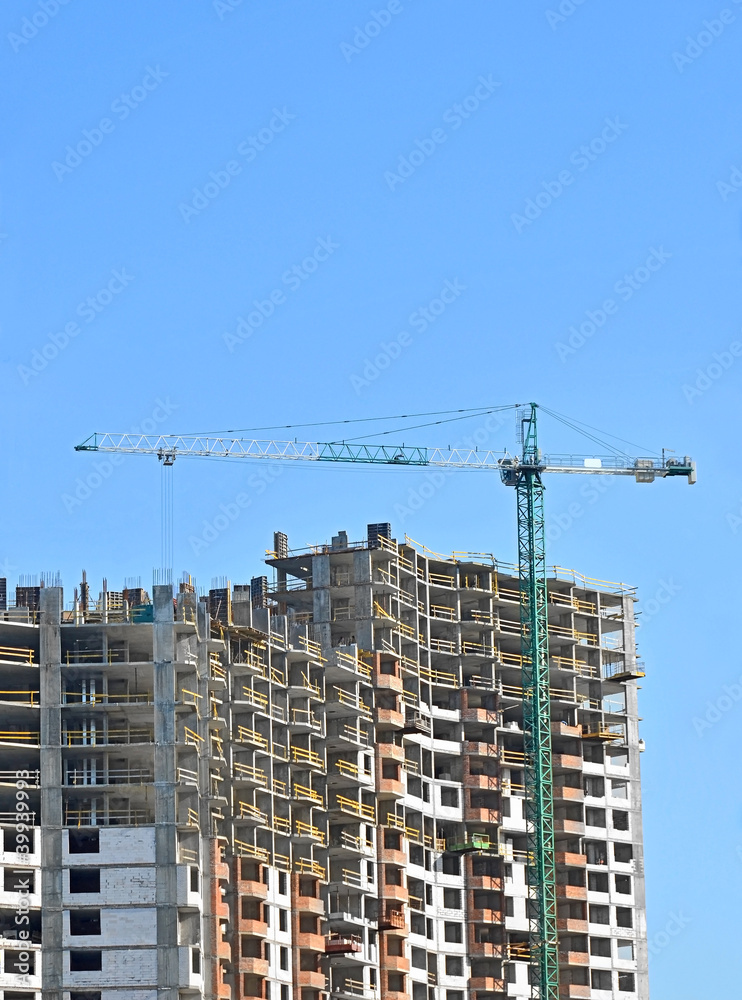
[{"left": 64, "top": 947, "right": 157, "bottom": 988}]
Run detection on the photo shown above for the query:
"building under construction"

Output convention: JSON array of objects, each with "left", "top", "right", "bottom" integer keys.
[{"left": 0, "top": 524, "right": 647, "bottom": 1000}]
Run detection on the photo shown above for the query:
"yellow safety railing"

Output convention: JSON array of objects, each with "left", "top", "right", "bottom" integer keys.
[
  {"left": 274, "top": 852, "right": 291, "bottom": 871},
  {"left": 187, "top": 808, "right": 200, "bottom": 827},
  {"left": 297, "top": 635, "right": 325, "bottom": 660},
  {"left": 335, "top": 796, "right": 375, "bottom": 821},
  {"left": 273, "top": 816, "right": 291, "bottom": 834},
  {"left": 238, "top": 802, "right": 268, "bottom": 824},
  {"left": 419, "top": 666, "right": 457, "bottom": 687},
  {"left": 500, "top": 749, "right": 526, "bottom": 765},
  {"left": 64, "top": 727, "right": 153, "bottom": 746},
  {"left": 335, "top": 759, "right": 359, "bottom": 778},
  {"left": 234, "top": 838, "right": 269, "bottom": 862},
  {"left": 295, "top": 821, "right": 325, "bottom": 845},
  {"left": 339, "top": 831, "right": 373, "bottom": 852},
  {"left": 341, "top": 868, "right": 369, "bottom": 888},
  {"left": 295, "top": 858, "right": 326, "bottom": 878},
  {"left": 294, "top": 783, "right": 324, "bottom": 805},
  {"left": 429, "top": 604, "right": 456, "bottom": 621},
  {"left": 462, "top": 640, "right": 495, "bottom": 656},
  {"left": 271, "top": 666, "right": 286, "bottom": 686},
  {"left": 181, "top": 689, "right": 202, "bottom": 711},
  {"left": 233, "top": 763, "right": 268, "bottom": 786},
  {"left": 291, "top": 745, "right": 324, "bottom": 768},
  {"left": 241, "top": 687, "right": 268, "bottom": 710},
  {"left": 184, "top": 727, "right": 203, "bottom": 747},
  {"left": 0, "top": 646, "right": 35, "bottom": 665},
  {"left": 334, "top": 649, "right": 372, "bottom": 678},
  {"left": 582, "top": 723, "right": 625, "bottom": 741},
  {"left": 430, "top": 637, "right": 456, "bottom": 654},
  {"left": 291, "top": 708, "right": 321, "bottom": 729},
  {"left": 428, "top": 571, "right": 455, "bottom": 588},
  {"left": 0, "top": 731, "right": 39, "bottom": 744},
  {"left": 0, "top": 690, "right": 38, "bottom": 705},
  {"left": 235, "top": 726, "right": 268, "bottom": 750},
  {"left": 296, "top": 671, "right": 321, "bottom": 697}
]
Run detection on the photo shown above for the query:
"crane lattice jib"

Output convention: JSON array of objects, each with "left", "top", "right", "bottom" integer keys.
[{"left": 516, "top": 406, "right": 559, "bottom": 999}]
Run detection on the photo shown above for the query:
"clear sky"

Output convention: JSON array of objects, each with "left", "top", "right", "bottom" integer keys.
[{"left": 2, "top": 1, "right": 740, "bottom": 994}]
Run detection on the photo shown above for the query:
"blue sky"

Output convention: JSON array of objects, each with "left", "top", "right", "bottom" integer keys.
[{"left": 2, "top": 1, "right": 740, "bottom": 993}]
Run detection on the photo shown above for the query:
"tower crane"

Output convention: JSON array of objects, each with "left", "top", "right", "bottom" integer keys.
[{"left": 75, "top": 402, "right": 696, "bottom": 1000}]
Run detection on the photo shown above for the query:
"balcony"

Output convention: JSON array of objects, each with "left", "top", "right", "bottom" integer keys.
[
  {"left": 326, "top": 934, "right": 362, "bottom": 955},
  {"left": 555, "top": 852, "right": 586, "bottom": 868},
  {"left": 556, "top": 918, "right": 588, "bottom": 934},
  {"left": 553, "top": 785, "right": 584, "bottom": 803},
  {"left": 558, "top": 986, "right": 590, "bottom": 999},
  {"left": 552, "top": 753, "right": 582, "bottom": 771},
  {"left": 296, "top": 931, "right": 326, "bottom": 952},
  {"left": 464, "top": 772, "right": 499, "bottom": 791},
  {"left": 331, "top": 796, "right": 375, "bottom": 823},
  {"left": 470, "top": 908, "right": 502, "bottom": 924},
  {"left": 463, "top": 741, "right": 498, "bottom": 758},
  {"left": 380, "top": 883, "right": 408, "bottom": 903},
  {"left": 375, "top": 708, "right": 405, "bottom": 729},
  {"left": 554, "top": 818, "right": 585, "bottom": 836},
  {"left": 297, "top": 971, "right": 326, "bottom": 990},
  {"left": 295, "top": 893, "right": 325, "bottom": 915},
  {"left": 239, "top": 919, "right": 268, "bottom": 937},
  {"left": 559, "top": 951, "right": 588, "bottom": 966},
  {"left": 237, "top": 957, "right": 269, "bottom": 977},
  {"left": 556, "top": 884, "right": 587, "bottom": 901}
]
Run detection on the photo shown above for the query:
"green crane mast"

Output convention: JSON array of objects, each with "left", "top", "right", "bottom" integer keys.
[
  {"left": 514, "top": 405, "right": 558, "bottom": 998},
  {"left": 76, "top": 404, "right": 695, "bottom": 1000}
]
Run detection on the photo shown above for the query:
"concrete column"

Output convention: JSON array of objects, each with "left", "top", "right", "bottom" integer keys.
[
  {"left": 197, "top": 600, "right": 217, "bottom": 998},
  {"left": 622, "top": 596, "right": 649, "bottom": 1000},
  {"left": 153, "top": 584, "right": 179, "bottom": 998},
  {"left": 354, "top": 550, "right": 373, "bottom": 650},
  {"left": 40, "top": 586, "right": 63, "bottom": 1000}
]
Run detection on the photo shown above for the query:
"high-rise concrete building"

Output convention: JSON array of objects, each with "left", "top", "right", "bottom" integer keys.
[{"left": 0, "top": 524, "right": 647, "bottom": 1000}]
